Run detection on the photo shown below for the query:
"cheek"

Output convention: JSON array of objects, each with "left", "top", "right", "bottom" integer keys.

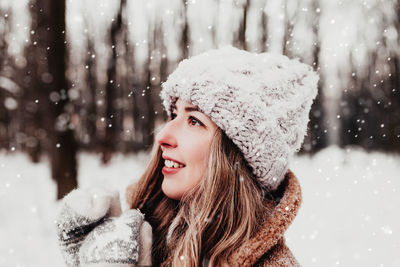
[
  {"left": 187, "top": 141, "right": 213, "bottom": 184},
  {"left": 186, "top": 139, "right": 211, "bottom": 168}
]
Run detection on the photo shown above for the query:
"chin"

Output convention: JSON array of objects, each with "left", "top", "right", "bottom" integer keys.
[{"left": 161, "top": 179, "right": 183, "bottom": 200}]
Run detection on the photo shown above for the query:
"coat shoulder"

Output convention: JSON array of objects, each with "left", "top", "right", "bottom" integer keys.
[{"left": 254, "top": 238, "right": 301, "bottom": 267}]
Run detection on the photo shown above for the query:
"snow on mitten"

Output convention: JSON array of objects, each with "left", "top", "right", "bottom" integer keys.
[
  {"left": 78, "top": 209, "right": 153, "bottom": 267},
  {"left": 56, "top": 187, "right": 122, "bottom": 267}
]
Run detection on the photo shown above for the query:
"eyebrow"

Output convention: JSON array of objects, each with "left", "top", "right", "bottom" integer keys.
[
  {"left": 184, "top": 106, "right": 200, "bottom": 112},
  {"left": 172, "top": 105, "right": 200, "bottom": 113}
]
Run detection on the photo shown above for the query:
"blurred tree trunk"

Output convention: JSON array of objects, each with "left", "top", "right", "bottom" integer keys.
[
  {"left": 0, "top": 8, "right": 11, "bottom": 149},
  {"left": 387, "top": 54, "right": 400, "bottom": 150},
  {"left": 339, "top": 53, "right": 359, "bottom": 148},
  {"left": 29, "top": 0, "right": 77, "bottom": 199},
  {"left": 120, "top": 6, "right": 135, "bottom": 152},
  {"left": 143, "top": 53, "right": 155, "bottom": 149},
  {"left": 181, "top": 0, "right": 189, "bottom": 59},
  {"left": 20, "top": 60, "right": 43, "bottom": 163},
  {"left": 282, "top": 0, "right": 297, "bottom": 57},
  {"left": 260, "top": 1, "right": 268, "bottom": 52},
  {"left": 131, "top": 61, "right": 154, "bottom": 150},
  {"left": 101, "top": 0, "right": 126, "bottom": 163},
  {"left": 236, "top": 0, "right": 249, "bottom": 50},
  {"left": 83, "top": 37, "right": 98, "bottom": 150},
  {"left": 158, "top": 37, "right": 168, "bottom": 122},
  {"left": 22, "top": 10, "right": 43, "bottom": 163},
  {"left": 384, "top": 1, "right": 400, "bottom": 151},
  {"left": 0, "top": 10, "right": 21, "bottom": 152},
  {"left": 133, "top": 21, "right": 160, "bottom": 150},
  {"left": 299, "top": 0, "right": 327, "bottom": 154}
]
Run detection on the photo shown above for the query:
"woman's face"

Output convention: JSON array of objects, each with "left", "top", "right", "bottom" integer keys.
[{"left": 155, "top": 98, "right": 218, "bottom": 200}]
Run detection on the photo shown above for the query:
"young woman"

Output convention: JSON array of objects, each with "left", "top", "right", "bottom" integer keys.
[{"left": 57, "top": 45, "right": 318, "bottom": 267}]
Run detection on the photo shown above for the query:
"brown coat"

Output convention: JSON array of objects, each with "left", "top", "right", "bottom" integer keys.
[
  {"left": 226, "top": 169, "right": 302, "bottom": 266},
  {"left": 125, "top": 170, "right": 302, "bottom": 267}
]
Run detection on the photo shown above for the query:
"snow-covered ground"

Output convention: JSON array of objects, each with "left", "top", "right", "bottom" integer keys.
[
  {"left": 288, "top": 146, "right": 400, "bottom": 267},
  {"left": 0, "top": 145, "right": 399, "bottom": 266}
]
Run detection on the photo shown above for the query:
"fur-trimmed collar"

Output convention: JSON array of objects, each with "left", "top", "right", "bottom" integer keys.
[{"left": 227, "top": 169, "right": 302, "bottom": 266}]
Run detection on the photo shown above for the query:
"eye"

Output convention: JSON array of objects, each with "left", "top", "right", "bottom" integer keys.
[
  {"left": 188, "top": 116, "right": 203, "bottom": 127},
  {"left": 169, "top": 113, "right": 203, "bottom": 127}
]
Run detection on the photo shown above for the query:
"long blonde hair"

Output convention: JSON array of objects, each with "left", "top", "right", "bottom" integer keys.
[{"left": 129, "top": 127, "right": 270, "bottom": 266}]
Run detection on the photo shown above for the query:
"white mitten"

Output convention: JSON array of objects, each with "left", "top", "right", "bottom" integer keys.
[
  {"left": 78, "top": 209, "right": 153, "bottom": 267},
  {"left": 56, "top": 187, "right": 122, "bottom": 266}
]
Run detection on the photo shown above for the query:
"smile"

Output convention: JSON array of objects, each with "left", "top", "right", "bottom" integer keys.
[{"left": 162, "top": 165, "right": 185, "bottom": 175}]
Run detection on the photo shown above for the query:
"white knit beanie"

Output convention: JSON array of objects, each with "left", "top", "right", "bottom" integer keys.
[{"left": 160, "top": 45, "right": 319, "bottom": 192}]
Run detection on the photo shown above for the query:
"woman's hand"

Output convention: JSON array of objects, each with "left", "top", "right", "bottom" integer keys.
[
  {"left": 78, "top": 209, "right": 153, "bottom": 267},
  {"left": 56, "top": 186, "right": 122, "bottom": 266}
]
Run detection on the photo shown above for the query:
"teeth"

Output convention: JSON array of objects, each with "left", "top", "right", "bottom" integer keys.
[{"left": 165, "top": 159, "right": 184, "bottom": 168}]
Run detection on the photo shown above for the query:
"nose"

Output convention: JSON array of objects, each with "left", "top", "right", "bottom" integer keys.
[{"left": 156, "top": 120, "right": 178, "bottom": 150}]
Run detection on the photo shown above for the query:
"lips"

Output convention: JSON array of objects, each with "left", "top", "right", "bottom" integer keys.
[
  {"left": 161, "top": 155, "right": 185, "bottom": 175},
  {"left": 162, "top": 165, "right": 184, "bottom": 175}
]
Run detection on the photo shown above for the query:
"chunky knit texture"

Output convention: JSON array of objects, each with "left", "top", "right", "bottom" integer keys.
[
  {"left": 160, "top": 45, "right": 319, "bottom": 191},
  {"left": 79, "top": 209, "right": 146, "bottom": 266},
  {"left": 56, "top": 187, "right": 122, "bottom": 266},
  {"left": 56, "top": 187, "right": 153, "bottom": 267}
]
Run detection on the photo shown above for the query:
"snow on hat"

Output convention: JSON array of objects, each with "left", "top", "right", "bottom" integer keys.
[{"left": 159, "top": 45, "right": 319, "bottom": 192}]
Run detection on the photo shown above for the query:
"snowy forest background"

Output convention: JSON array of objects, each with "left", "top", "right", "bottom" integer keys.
[{"left": 0, "top": 0, "right": 399, "bottom": 266}]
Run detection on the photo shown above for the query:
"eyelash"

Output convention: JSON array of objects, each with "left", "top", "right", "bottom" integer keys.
[{"left": 170, "top": 113, "right": 204, "bottom": 127}]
